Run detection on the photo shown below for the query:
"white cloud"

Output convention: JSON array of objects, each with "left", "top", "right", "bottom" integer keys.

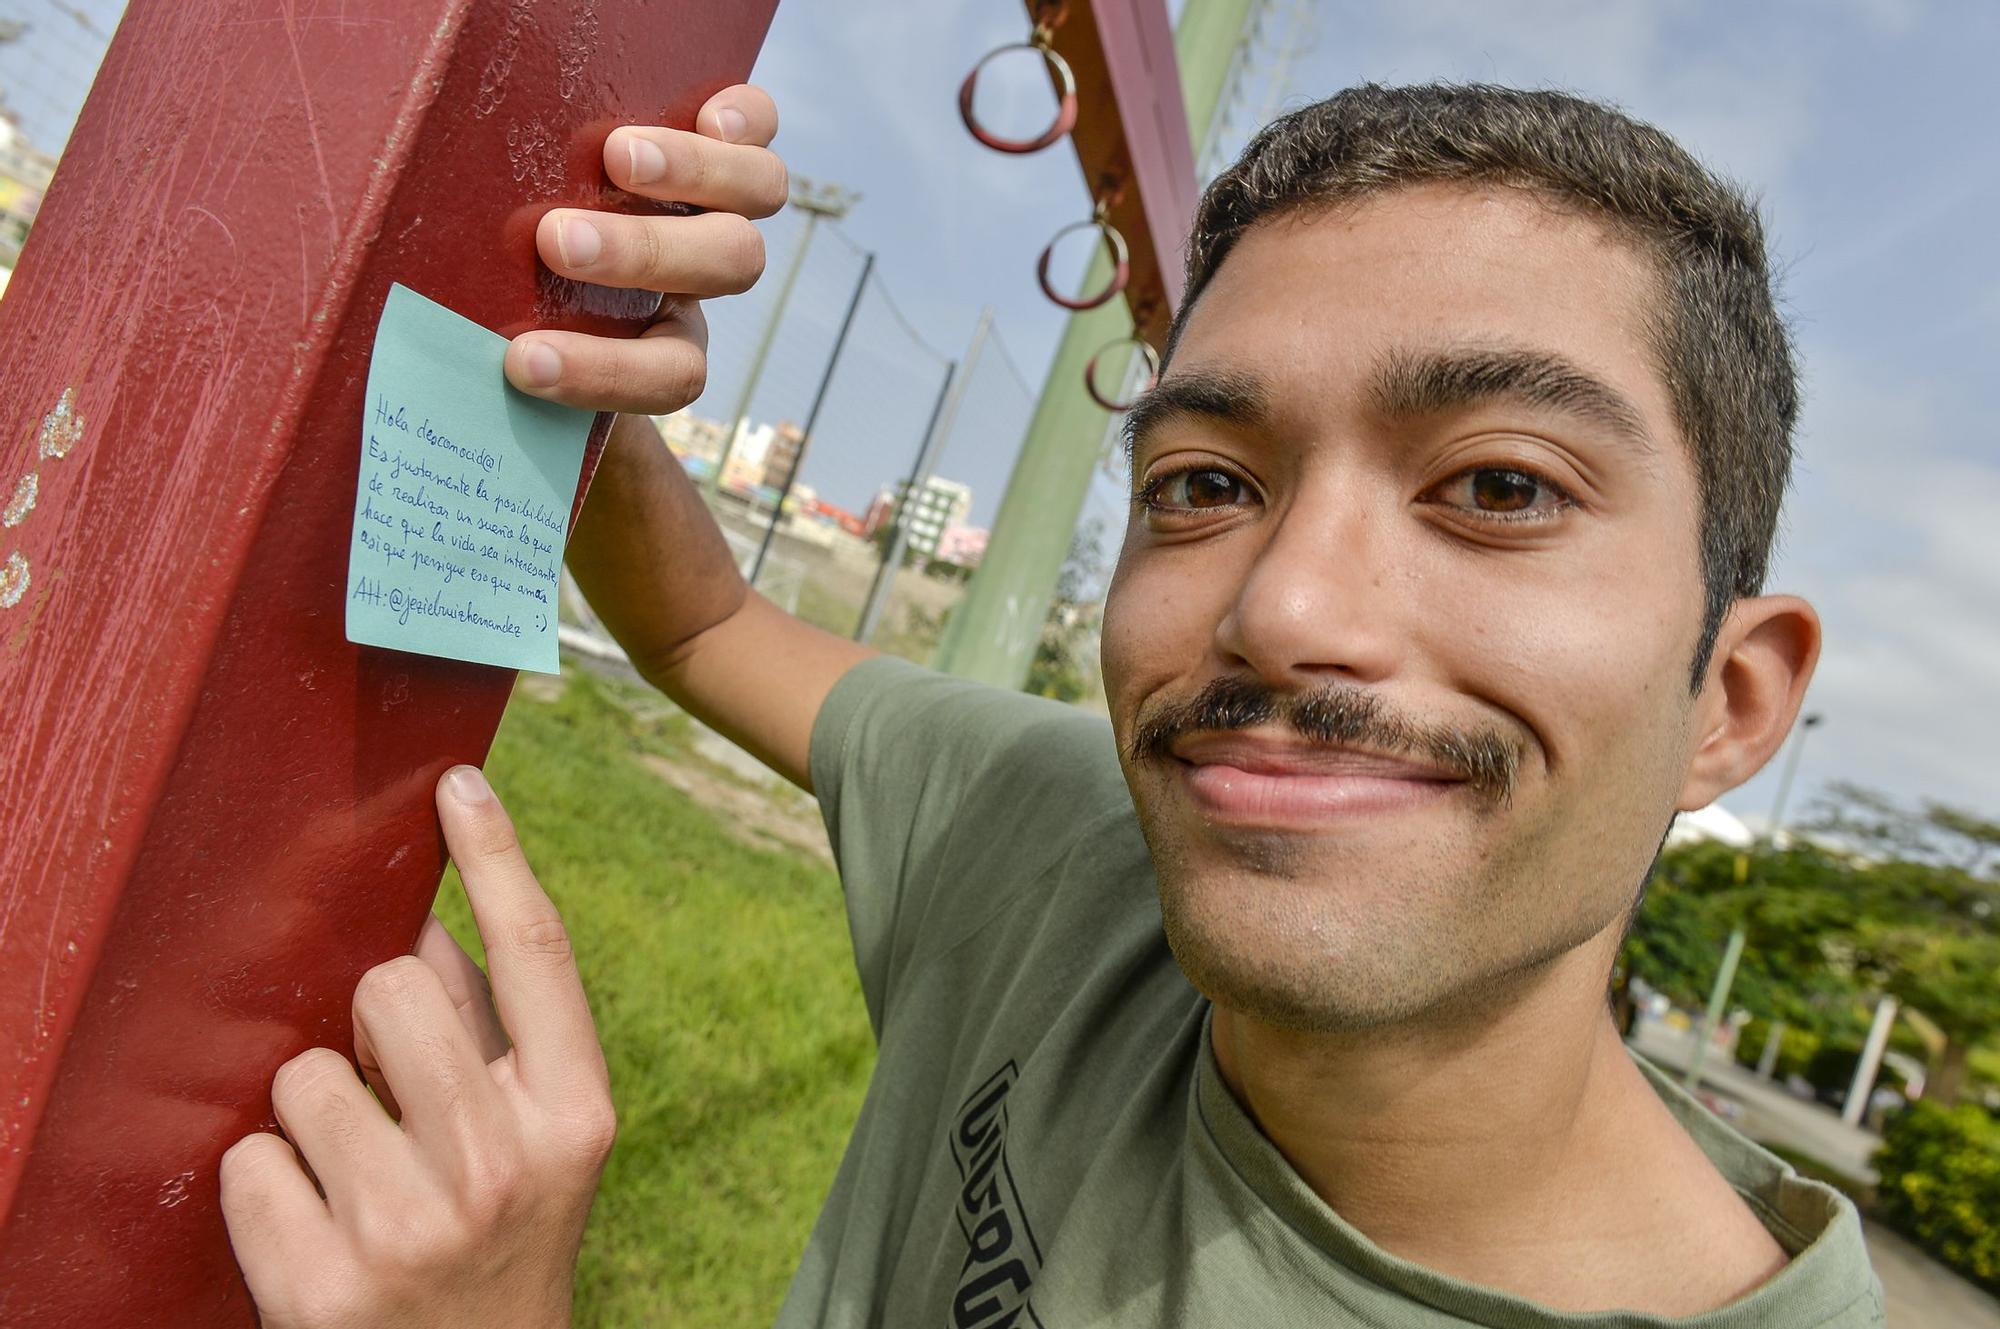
[
  {"left": 1817, "top": 0, "right": 1927, "bottom": 35},
  {"left": 1760, "top": 355, "right": 2000, "bottom": 812},
  {"left": 1332, "top": 0, "right": 1821, "bottom": 192}
]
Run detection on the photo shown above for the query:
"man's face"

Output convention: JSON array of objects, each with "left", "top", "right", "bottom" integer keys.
[{"left": 1102, "top": 184, "right": 1712, "bottom": 1031}]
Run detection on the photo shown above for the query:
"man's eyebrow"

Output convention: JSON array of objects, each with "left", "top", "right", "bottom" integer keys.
[
  {"left": 1367, "top": 346, "right": 1656, "bottom": 454},
  {"left": 1122, "top": 368, "right": 1274, "bottom": 458}
]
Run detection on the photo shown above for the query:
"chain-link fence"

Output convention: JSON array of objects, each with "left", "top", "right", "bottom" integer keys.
[{"left": 640, "top": 203, "right": 1039, "bottom": 670}]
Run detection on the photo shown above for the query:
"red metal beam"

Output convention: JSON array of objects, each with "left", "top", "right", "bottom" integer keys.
[
  {"left": 1042, "top": 0, "right": 1200, "bottom": 346},
  {"left": 0, "top": 1, "right": 775, "bottom": 1321}
]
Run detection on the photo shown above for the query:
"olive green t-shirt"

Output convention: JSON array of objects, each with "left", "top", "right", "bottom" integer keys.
[{"left": 776, "top": 657, "right": 1884, "bottom": 1328}]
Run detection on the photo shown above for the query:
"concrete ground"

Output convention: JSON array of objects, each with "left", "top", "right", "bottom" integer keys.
[{"left": 1865, "top": 1221, "right": 2000, "bottom": 1329}]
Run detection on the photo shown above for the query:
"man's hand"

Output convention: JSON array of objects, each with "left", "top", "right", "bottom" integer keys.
[
  {"left": 503, "top": 84, "right": 786, "bottom": 414},
  {"left": 515, "top": 80, "right": 871, "bottom": 790},
  {"left": 220, "top": 767, "right": 615, "bottom": 1328}
]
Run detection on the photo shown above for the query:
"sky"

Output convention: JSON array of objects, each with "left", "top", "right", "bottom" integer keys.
[
  {"left": 0, "top": 0, "right": 120, "bottom": 149},
  {"left": 4, "top": 0, "right": 1995, "bottom": 822}
]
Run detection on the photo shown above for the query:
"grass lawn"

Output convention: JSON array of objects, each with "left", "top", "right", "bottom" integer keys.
[
  {"left": 430, "top": 665, "right": 875, "bottom": 1327},
  {"left": 791, "top": 567, "right": 952, "bottom": 669}
]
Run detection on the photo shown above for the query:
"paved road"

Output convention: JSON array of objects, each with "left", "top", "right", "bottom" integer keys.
[{"left": 1865, "top": 1220, "right": 2000, "bottom": 1329}]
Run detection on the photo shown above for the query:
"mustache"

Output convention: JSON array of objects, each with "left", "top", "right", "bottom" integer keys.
[{"left": 1127, "top": 675, "right": 1523, "bottom": 805}]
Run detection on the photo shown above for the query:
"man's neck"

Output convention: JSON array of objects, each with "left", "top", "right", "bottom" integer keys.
[{"left": 1208, "top": 940, "right": 1788, "bottom": 1314}]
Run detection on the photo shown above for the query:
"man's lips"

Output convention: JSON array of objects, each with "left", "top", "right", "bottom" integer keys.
[{"left": 1167, "top": 732, "right": 1464, "bottom": 826}]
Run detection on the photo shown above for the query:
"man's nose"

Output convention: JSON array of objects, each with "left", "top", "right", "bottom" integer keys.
[{"left": 1213, "top": 486, "right": 1406, "bottom": 689}]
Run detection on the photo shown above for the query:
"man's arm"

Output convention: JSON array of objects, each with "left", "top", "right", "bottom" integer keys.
[
  {"left": 564, "top": 412, "right": 871, "bottom": 789},
  {"left": 496, "top": 86, "right": 871, "bottom": 790}
]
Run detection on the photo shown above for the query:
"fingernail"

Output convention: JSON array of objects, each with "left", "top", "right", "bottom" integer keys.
[
  {"left": 557, "top": 215, "right": 602, "bottom": 268},
  {"left": 626, "top": 135, "right": 667, "bottom": 184},
  {"left": 717, "top": 108, "right": 749, "bottom": 142},
  {"left": 519, "top": 340, "right": 562, "bottom": 389},
  {"left": 445, "top": 765, "right": 493, "bottom": 805}
]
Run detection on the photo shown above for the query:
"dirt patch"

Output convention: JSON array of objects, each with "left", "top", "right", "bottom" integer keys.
[
  {"left": 552, "top": 649, "right": 833, "bottom": 866},
  {"left": 637, "top": 751, "right": 833, "bottom": 866},
  {"left": 514, "top": 672, "right": 568, "bottom": 705}
]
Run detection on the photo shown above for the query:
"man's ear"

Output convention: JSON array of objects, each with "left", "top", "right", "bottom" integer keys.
[{"left": 1679, "top": 595, "right": 1822, "bottom": 812}]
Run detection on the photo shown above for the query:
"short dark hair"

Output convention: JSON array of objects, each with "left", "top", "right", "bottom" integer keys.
[{"left": 1169, "top": 83, "right": 1797, "bottom": 686}]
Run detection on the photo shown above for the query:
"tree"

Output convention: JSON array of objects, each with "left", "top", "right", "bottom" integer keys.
[
  {"left": 1812, "top": 781, "right": 2000, "bottom": 878},
  {"left": 1622, "top": 839, "right": 1872, "bottom": 1043},
  {"left": 1808, "top": 785, "right": 2000, "bottom": 1105},
  {"left": 923, "top": 559, "right": 973, "bottom": 585},
  {"left": 1621, "top": 841, "right": 1742, "bottom": 1012},
  {"left": 869, "top": 519, "right": 925, "bottom": 570},
  {"left": 1859, "top": 928, "right": 2000, "bottom": 1104},
  {"left": 1623, "top": 796, "right": 2000, "bottom": 1106}
]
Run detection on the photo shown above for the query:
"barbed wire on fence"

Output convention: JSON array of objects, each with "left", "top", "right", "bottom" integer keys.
[{"left": 981, "top": 319, "right": 1038, "bottom": 401}]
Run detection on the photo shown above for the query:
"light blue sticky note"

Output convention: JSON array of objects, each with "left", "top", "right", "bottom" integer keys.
[{"left": 345, "top": 283, "right": 594, "bottom": 674}]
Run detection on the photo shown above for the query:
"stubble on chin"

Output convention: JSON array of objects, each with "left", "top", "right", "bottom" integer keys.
[
  {"left": 1134, "top": 786, "right": 1547, "bottom": 1035},
  {"left": 1149, "top": 816, "right": 1635, "bottom": 1038},
  {"left": 1138, "top": 811, "right": 1432, "bottom": 1033}
]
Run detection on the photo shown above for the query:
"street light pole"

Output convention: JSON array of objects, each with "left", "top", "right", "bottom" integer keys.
[
  {"left": 704, "top": 177, "right": 857, "bottom": 498},
  {"left": 1683, "top": 710, "right": 1824, "bottom": 1091},
  {"left": 1765, "top": 711, "right": 1824, "bottom": 844},
  {"left": 932, "top": 0, "right": 1260, "bottom": 688}
]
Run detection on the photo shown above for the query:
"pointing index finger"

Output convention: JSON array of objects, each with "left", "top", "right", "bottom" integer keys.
[{"left": 435, "top": 766, "right": 607, "bottom": 1104}]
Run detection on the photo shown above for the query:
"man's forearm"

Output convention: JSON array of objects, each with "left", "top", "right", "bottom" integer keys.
[
  {"left": 565, "top": 412, "right": 748, "bottom": 688},
  {"left": 565, "top": 413, "right": 873, "bottom": 789}
]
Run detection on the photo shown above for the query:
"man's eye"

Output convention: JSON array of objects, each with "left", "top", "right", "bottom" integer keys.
[
  {"left": 1430, "top": 467, "right": 1571, "bottom": 521},
  {"left": 1145, "top": 468, "right": 1253, "bottom": 511}
]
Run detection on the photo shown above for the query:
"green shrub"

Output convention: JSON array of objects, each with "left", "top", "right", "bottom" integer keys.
[
  {"left": 1733, "top": 1017, "right": 1820, "bottom": 1080},
  {"left": 1804, "top": 1044, "right": 1863, "bottom": 1099},
  {"left": 1873, "top": 1099, "right": 2000, "bottom": 1288},
  {"left": 1732, "top": 1019, "right": 1765, "bottom": 1070}
]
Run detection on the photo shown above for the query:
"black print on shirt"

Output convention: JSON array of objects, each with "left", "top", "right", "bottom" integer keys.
[{"left": 949, "top": 1061, "right": 1045, "bottom": 1329}]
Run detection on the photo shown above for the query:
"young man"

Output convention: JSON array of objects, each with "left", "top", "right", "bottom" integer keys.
[{"left": 222, "top": 83, "right": 1885, "bottom": 1326}]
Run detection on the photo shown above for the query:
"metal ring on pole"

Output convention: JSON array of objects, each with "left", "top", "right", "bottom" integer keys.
[
  {"left": 1037, "top": 208, "right": 1131, "bottom": 311},
  {"left": 1085, "top": 335, "right": 1161, "bottom": 413},
  {"left": 958, "top": 32, "right": 1079, "bottom": 155}
]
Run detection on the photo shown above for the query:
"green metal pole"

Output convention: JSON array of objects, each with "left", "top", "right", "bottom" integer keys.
[{"left": 933, "top": 0, "right": 1259, "bottom": 687}]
